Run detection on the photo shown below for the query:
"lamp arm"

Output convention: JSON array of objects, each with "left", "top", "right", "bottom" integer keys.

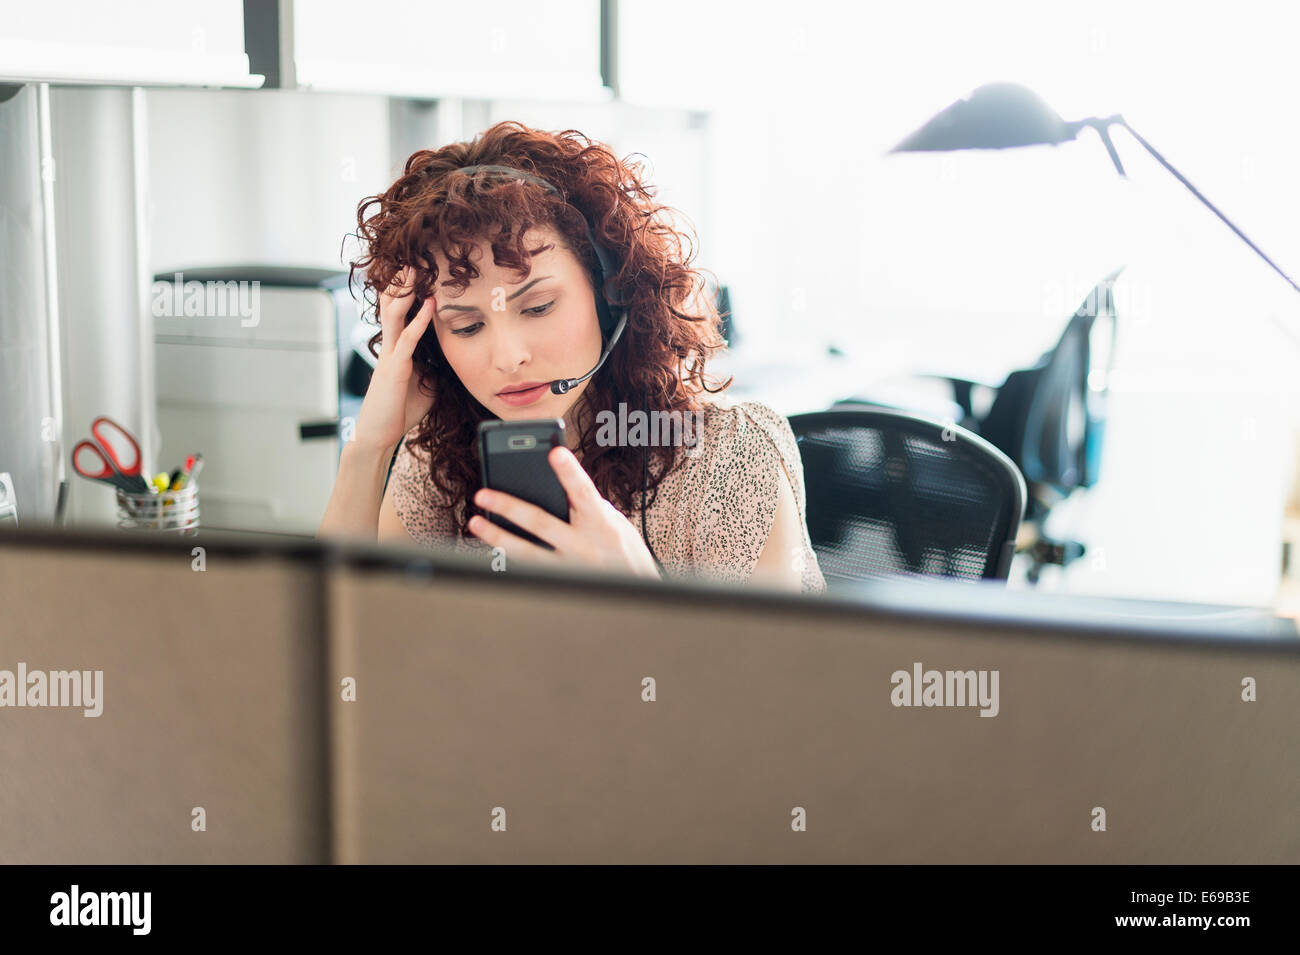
[
  {"left": 1111, "top": 118, "right": 1300, "bottom": 296},
  {"left": 1075, "top": 116, "right": 1128, "bottom": 177}
]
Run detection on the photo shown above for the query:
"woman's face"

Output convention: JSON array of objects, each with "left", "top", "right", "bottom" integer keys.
[{"left": 430, "top": 225, "right": 603, "bottom": 431}]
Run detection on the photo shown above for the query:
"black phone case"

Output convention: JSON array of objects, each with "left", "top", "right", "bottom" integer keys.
[{"left": 477, "top": 418, "right": 569, "bottom": 549}]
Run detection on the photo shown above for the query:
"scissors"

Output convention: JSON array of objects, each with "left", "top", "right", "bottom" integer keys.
[{"left": 72, "top": 416, "right": 150, "bottom": 494}]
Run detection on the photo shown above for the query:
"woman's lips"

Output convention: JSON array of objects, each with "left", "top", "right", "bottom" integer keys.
[{"left": 497, "top": 382, "right": 550, "bottom": 407}]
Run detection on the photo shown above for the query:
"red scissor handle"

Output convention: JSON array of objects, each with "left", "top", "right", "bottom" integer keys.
[
  {"left": 71, "top": 416, "right": 147, "bottom": 493},
  {"left": 88, "top": 415, "right": 142, "bottom": 477},
  {"left": 72, "top": 440, "right": 118, "bottom": 481}
]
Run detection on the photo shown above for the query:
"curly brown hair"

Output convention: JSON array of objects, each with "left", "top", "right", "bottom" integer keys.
[{"left": 349, "top": 120, "right": 732, "bottom": 539}]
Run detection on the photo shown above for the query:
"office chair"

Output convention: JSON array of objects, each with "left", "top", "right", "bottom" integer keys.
[
  {"left": 788, "top": 408, "right": 1026, "bottom": 590},
  {"left": 939, "top": 269, "right": 1121, "bottom": 580},
  {"left": 970, "top": 270, "right": 1120, "bottom": 488},
  {"left": 840, "top": 268, "right": 1122, "bottom": 583}
]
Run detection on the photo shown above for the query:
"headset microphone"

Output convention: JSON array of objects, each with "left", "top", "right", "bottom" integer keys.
[{"left": 549, "top": 313, "right": 628, "bottom": 395}]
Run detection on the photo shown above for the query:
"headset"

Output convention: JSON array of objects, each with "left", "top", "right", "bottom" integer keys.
[{"left": 444, "top": 163, "right": 663, "bottom": 574}]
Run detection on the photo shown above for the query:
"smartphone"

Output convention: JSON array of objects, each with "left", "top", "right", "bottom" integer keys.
[{"left": 477, "top": 418, "right": 569, "bottom": 549}]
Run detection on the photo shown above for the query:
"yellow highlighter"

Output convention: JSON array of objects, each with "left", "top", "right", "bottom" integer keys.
[{"left": 153, "top": 472, "right": 173, "bottom": 516}]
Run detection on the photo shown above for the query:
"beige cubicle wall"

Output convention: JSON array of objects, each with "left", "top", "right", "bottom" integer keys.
[
  {"left": 0, "top": 530, "right": 329, "bottom": 863},
  {"left": 328, "top": 555, "right": 1300, "bottom": 864},
  {"left": 1, "top": 526, "right": 1297, "bottom": 864}
]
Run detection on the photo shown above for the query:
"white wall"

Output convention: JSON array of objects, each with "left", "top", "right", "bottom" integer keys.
[{"left": 145, "top": 88, "right": 391, "bottom": 273}]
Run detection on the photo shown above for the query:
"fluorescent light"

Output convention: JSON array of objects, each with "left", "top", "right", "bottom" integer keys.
[{"left": 0, "top": 39, "right": 263, "bottom": 88}]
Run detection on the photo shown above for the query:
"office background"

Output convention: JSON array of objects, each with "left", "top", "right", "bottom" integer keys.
[{"left": 2, "top": 0, "right": 1299, "bottom": 607}]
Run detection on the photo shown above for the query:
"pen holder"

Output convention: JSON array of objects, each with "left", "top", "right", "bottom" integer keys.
[{"left": 115, "top": 482, "right": 200, "bottom": 534}]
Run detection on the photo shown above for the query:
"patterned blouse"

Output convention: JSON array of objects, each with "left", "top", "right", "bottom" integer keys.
[{"left": 387, "top": 398, "right": 827, "bottom": 594}]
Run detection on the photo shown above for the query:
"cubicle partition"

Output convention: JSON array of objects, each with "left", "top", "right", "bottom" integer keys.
[
  {"left": 1, "top": 526, "right": 1297, "bottom": 863},
  {"left": 330, "top": 558, "right": 1299, "bottom": 863},
  {"left": 0, "top": 530, "right": 329, "bottom": 863}
]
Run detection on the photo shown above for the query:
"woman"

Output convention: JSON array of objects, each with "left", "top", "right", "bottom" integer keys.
[{"left": 318, "top": 121, "right": 826, "bottom": 594}]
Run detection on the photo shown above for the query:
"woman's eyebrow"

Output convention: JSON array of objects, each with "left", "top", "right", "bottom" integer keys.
[{"left": 437, "top": 276, "right": 554, "bottom": 313}]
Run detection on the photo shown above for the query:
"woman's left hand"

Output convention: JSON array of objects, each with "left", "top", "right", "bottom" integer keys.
[{"left": 468, "top": 445, "right": 661, "bottom": 580}]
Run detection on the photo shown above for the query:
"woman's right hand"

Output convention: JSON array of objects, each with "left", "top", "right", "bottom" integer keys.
[{"left": 351, "top": 266, "right": 438, "bottom": 454}]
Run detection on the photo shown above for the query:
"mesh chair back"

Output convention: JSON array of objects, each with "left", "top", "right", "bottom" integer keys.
[
  {"left": 790, "top": 409, "right": 1026, "bottom": 586},
  {"left": 981, "top": 267, "right": 1122, "bottom": 494}
]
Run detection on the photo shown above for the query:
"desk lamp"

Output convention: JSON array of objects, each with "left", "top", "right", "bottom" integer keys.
[{"left": 889, "top": 82, "right": 1300, "bottom": 296}]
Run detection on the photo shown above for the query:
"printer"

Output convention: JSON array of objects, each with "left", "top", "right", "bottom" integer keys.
[{"left": 153, "top": 266, "right": 366, "bottom": 535}]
